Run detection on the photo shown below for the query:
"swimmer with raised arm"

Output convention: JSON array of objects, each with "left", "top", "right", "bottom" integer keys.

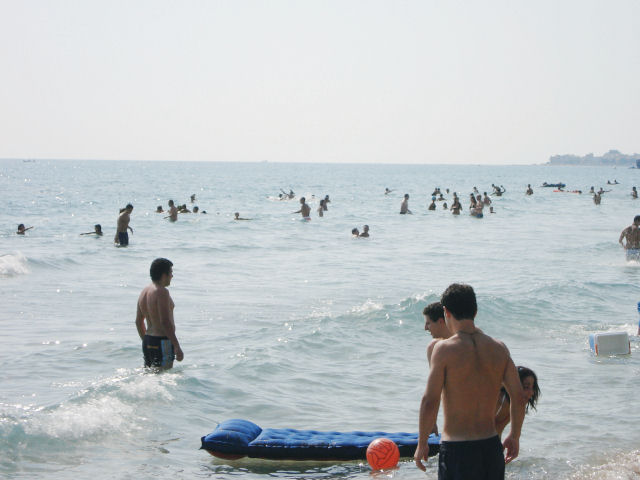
[{"left": 16, "top": 224, "right": 33, "bottom": 235}]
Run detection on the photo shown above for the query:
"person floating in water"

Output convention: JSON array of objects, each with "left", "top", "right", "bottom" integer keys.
[
  {"left": 16, "top": 224, "right": 33, "bottom": 235},
  {"left": 593, "top": 192, "right": 602, "bottom": 205},
  {"left": 428, "top": 198, "right": 436, "bottom": 211},
  {"left": 136, "top": 258, "right": 183, "bottom": 370},
  {"left": 292, "top": 197, "right": 311, "bottom": 220},
  {"left": 414, "top": 283, "right": 525, "bottom": 475},
  {"left": 351, "top": 227, "right": 360, "bottom": 237},
  {"left": 359, "top": 225, "right": 370, "bottom": 237},
  {"left": 115, "top": 204, "right": 133, "bottom": 246},
  {"left": 526, "top": 184, "right": 533, "bottom": 195},
  {"left": 619, "top": 215, "right": 640, "bottom": 261},
  {"left": 81, "top": 224, "right": 103, "bottom": 236},
  {"left": 632, "top": 187, "right": 638, "bottom": 199},
  {"left": 385, "top": 188, "right": 393, "bottom": 195},
  {"left": 234, "top": 212, "right": 250, "bottom": 220},
  {"left": 400, "top": 194, "right": 412, "bottom": 214}
]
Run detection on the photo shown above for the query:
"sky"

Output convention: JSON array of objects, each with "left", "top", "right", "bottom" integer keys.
[{"left": 0, "top": 0, "right": 638, "bottom": 164}]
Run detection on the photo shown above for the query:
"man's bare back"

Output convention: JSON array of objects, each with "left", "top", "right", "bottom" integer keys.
[
  {"left": 137, "top": 284, "right": 175, "bottom": 337},
  {"left": 434, "top": 329, "right": 510, "bottom": 440}
]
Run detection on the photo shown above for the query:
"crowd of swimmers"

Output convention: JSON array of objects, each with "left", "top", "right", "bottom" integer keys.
[{"left": 14, "top": 182, "right": 640, "bottom": 253}]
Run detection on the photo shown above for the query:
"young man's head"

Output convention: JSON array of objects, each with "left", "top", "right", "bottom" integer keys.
[
  {"left": 169, "top": 200, "right": 174, "bottom": 207},
  {"left": 423, "top": 302, "right": 450, "bottom": 339},
  {"left": 94, "top": 224, "right": 102, "bottom": 233},
  {"left": 125, "top": 203, "right": 134, "bottom": 212},
  {"left": 300, "top": 197, "right": 306, "bottom": 204},
  {"left": 150, "top": 258, "right": 173, "bottom": 286},
  {"left": 633, "top": 215, "right": 640, "bottom": 225},
  {"left": 441, "top": 283, "right": 477, "bottom": 322}
]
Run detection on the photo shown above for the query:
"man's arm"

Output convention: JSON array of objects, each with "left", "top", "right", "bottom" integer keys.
[
  {"left": 135, "top": 298, "right": 146, "bottom": 340},
  {"left": 501, "top": 357, "right": 525, "bottom": 464},
  {"left": 619, "top": 228, "right": 627, "bottom": 246},
  {"left": 415, "top": 343, "right": 446, "bottom": 471},
  {"left": 157, "top": 289, "right": 183, "bottom": 361}
]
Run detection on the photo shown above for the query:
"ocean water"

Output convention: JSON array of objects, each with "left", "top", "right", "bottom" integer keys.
[{"left": 1, "top": 159, "right": 640, "bottom": 479}]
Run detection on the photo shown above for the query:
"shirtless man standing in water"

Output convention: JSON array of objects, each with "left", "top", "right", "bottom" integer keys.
[
  {"left": 292, "top": 197, "right": 311, "bottom": 220},
  {"left": 115, "top": 204, "right": 133, "bottom": 246},
  {"left": 136, "top": 258, "right": 184, "bottom": 369},
  {"left": 619, "top": 215, "right": 640, "bottom": 261},
  {"left": 415, "top": 284, "right": 525, "bottom": 479}
]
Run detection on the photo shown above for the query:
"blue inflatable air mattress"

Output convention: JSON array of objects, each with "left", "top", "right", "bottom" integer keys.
[{"left": 201, "top": 419, "right": 440, "bottom": 461}]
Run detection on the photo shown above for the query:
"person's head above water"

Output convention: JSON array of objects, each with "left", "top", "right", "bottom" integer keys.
[
  {"left": 300, "top": 197, "right": 306, "bottom": 204},
  {"left": 441, "top": 283, "right": 477, "bottom": 321},
  {"left": 351, "top": 228, "right": 359, "bottom": 236},
  {"left": 634, "top": 215, "right": 640, "bottom": 225},
  {"left": 404, "top": 193, "right": 409, "bottom": 199},
  {"left": 125, "top": 203, "right": 133, "bottom": 212},
  {"left": 94, "top": 224, "right": 102, "bottom": 233}
]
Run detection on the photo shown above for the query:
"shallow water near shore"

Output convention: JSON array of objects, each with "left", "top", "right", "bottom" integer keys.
[{"left": 1, "top": 159, "right": 640, "bottom": 479}]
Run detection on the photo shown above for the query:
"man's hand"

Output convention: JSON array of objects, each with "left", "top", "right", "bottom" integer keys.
[
  {"left": 414, "top": 443, "right": 429, "bottom": 471},
  {"left": 503, "top": 434, "right": 519, "bottom": 464},
  {"left": 175, "top": 345, "right": 184, "bottom": 362}
]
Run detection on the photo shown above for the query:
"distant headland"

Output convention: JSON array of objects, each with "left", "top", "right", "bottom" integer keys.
[{"left": 548, "top": 149, "right": 640, "bottom": 167}]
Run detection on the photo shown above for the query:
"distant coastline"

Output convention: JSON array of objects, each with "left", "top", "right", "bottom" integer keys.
[{"left": 548, "top": 149, "right": 640, "bottom": 167}]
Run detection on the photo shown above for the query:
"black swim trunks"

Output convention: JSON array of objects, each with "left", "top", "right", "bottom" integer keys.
[
  {"left": 118, "top": 231, "right": 129, "bottom": 246},
  {"left": 438, "top": 435, "right": 504, "bottom": 480},
  {"left": 142, "top": 335, "right": 175, "bottom": 368}
]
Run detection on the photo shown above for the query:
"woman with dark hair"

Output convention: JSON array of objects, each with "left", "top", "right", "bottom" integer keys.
[{"left": 495, "top": 366, "right": 540, "bottom": 437}]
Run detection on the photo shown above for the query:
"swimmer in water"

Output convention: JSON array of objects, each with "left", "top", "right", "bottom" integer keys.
[
  {"left": 16, "top": 224, "right": 33, "bottom": 235},
  {"left": 317, "top": 199, "right": 325, "bottom": 217},
  {"left": 619, "top": 215, "right": 640, "bottom": 261},
  {"left": 385, "top": 188, "right": 393, "bottom": 195},
  {"left": 166, "top": 200, "right": 178, "bottom": 221},
  {"left": 81, "top": 224, "right": 103, "bottom": 236},
  {"left": 351, "top": 227, "right": 360, "bottom": 237},
  {"left": 400, "top": 194, "right": 412, "bottom": 214},
  {"left": 632, "top": 187, "right": 637, "bottom": 199},
  {"left": 292, "top": 197, "right": 311, "bottom": 219},
  {"left": 359, "top": 225, "right": 370, "bottom": 237},
  {"left": 234, "top": 212, "right": 250, "bottom": 220},
  {"left": 156, "top": 205, "right": 164, "bottom": 213},
  {"left": 526, "top": 184, "right": 533, "bottom": 195}
]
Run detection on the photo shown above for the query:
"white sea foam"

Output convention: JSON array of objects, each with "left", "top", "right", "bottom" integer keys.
[
  {"left": 0, "top": 252, "right": 29, "bottom": 276},
  {"left": 567, "top": 450, "right": 640, "bottom": 479},
  {"left": 26, "top": 396, "right": 138, "bottom": 440}
]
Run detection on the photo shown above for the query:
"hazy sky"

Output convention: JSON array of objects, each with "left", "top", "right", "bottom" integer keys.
[{"left": 1, "top": 1, "right": 638, "bottom": 164}]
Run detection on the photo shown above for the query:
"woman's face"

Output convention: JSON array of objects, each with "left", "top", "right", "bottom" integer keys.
[{"left": 521, "top": 376, "right": 535, "bottom": 401}]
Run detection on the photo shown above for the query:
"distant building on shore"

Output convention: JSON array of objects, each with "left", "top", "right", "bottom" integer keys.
[{"left": 548, "top": 150, "right": 640, "bottom": 167}]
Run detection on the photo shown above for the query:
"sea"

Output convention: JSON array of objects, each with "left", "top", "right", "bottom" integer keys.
[{"left": 1, "top": 159, "right": 640, "bottom": 480}]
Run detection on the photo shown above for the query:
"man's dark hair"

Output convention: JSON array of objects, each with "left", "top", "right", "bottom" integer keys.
[
  {"left": 126, "top": 203, "right": 134, "bottom": 210},
  {"left": 634, "top": 215, "right": 640, "bottom": 223},
  {"left": 150, "top": 258, "right": 173, "bottom": 282},
  {"left": 423, "top": 302, "right": 444, "bottom": 322},
  {"left": 441, "top": 283, "right": 477, "bottom": 320}
]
